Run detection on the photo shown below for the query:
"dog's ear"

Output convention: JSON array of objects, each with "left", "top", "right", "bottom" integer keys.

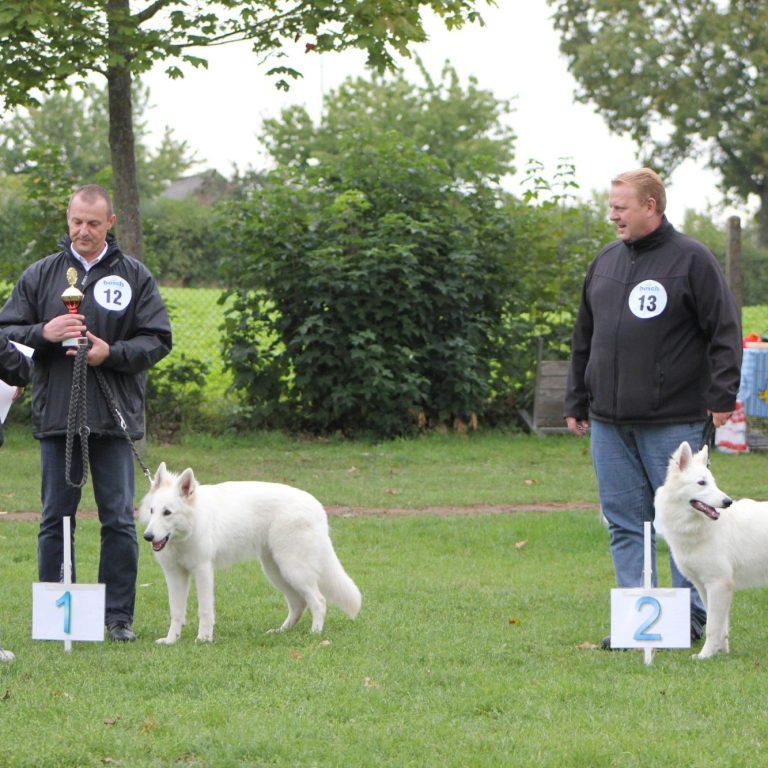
[
  {"left": 178, "top": 468, "right": 197, "bottom": 500},
  {"left": 675, "top": 441, "right": 693, "bottom": 472},
  {"left": 697, "top": 444, "right": 709, "bottom": 466},
  {"left": 152, "top": 462, "right": 168, "bottom": 488}
]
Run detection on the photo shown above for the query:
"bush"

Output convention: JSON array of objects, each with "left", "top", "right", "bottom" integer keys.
[{"left": 145, "top": 353, "right": 210, "bottom": 442}]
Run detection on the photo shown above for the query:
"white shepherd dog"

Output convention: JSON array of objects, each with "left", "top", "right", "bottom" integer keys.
[
  {"left": 655, "top": 441, "right": 768, "bottom": 659},
  {"left": 138, "top": 462, "right": 362, "bottom": 645}
]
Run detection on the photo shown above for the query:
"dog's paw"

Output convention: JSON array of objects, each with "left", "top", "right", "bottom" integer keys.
[
  {"left": 693, "top": 646, "right": 725, "bottom": 660},
  {"left": 195, "top": 633, "right": 214, "bottom": 643}
]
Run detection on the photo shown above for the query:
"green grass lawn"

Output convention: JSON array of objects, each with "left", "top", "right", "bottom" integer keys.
[
  {"left": 2, "top": 432, "right": 768, "bottom": 766},
  {"left": 2, "top": 510, "right": 768, "bottom": 767}
]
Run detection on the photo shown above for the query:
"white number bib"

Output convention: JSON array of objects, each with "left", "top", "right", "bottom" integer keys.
[
  {"left": 628, "top": 279, "right": 667, "bottom": 319},
  {"left": 94, "top": 275, "right": 132, "bottom": 312}
]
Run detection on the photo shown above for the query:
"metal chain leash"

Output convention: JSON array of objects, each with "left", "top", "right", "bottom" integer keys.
[{"left": 64, "top": 339, "right": 153, "bottom": 488}]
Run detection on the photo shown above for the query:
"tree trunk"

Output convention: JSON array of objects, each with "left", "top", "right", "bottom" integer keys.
[{"left": 107, "top": 0, "right": 143, "bottom": 261}]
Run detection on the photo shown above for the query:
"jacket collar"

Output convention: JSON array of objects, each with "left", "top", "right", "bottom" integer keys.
[
  {"left": 626, "top": 216, "right": 674, "bottom": 252},
  {"left": 59, "top": 232, "right": 124, "bottom": 269}
]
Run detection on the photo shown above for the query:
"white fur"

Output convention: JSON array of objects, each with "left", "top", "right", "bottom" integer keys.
[
  {"left": 655, "top": 441, "right": 768, "bottom": 659},
  {"left": 138, "top": 462, "right": 362, "bottom": 645}
]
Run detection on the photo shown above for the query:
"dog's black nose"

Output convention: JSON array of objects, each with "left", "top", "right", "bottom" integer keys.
[
  {"left": 722, "top": 497, "right": 733, "bottom": 508},
  {"left": 143, "top": 532, "right": 154, "bottom": 541}
]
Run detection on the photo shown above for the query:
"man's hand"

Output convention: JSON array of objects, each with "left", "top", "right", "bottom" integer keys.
[
  {"left": 709, "top": 411, "right": 733, "bottom": 428},
  {"left": 566, "top": 416, "right": 590, "bottom": 436},
  {"left": 43, "top": 313, "right": 86, "bottom": 343},
  {"left": 84, "top": 332, "right": 109, "bottom": 366},
  {"left": 64, "top": 331, "right": 110, "bottom": 365}
]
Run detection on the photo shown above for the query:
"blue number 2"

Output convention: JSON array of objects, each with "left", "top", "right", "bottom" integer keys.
[
  {"left": 633, "top": 596, "right": 662, "bottom": 642},
  {"left": 56, "top": 591, "right": 72, "bottom": 635}
]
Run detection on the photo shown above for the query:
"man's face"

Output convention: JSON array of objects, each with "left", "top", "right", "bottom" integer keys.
[
  {"left": 608, "top": 183, "right": 658, "bottom": 242},
  {"left": 67, "top": 194, "right": 116, "bottom": 262}
]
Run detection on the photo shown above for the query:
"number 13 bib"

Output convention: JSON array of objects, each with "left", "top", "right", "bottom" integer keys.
[{"left": 628, "top": 279, "right": 667, "bottom": 319}]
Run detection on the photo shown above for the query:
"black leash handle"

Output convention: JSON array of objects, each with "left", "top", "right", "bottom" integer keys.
[
  {"left": 64, "top": 340, "right": 90, "bottom": 488},
  {"left": 701, "top": 416, "right": 716, "bottom": 451},
  {"left": 64, "top": 340, "right": 153, "bottom": 488}
]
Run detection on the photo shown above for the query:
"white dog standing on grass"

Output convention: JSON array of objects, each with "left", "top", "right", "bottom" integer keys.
[
  {"left": 138, "top": 463, "right": 362, "bottom": 644},
  {"left": 655, "top": 441, "right": 768, "bottom": 659}
]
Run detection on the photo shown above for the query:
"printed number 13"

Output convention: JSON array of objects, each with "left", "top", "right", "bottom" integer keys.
[
  {"left": 633, "top": 595, "right": 662, "bottom": 642},
  {"left": 56, "top": 591, "right": 72, "bottom": 634}
]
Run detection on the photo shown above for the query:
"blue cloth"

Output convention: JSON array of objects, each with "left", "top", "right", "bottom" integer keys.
[
  {"left": 38, "top": 436, "right": 137, "bottom": 624},
  {"left": 738, "top": 348, "right": 768, "bottom": 418},
  {"left": 590, "top": 419, "right": 707, "bottom": 624}
]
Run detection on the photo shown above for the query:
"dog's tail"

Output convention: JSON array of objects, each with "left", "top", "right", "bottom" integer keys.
[{"left": 320, "top": 548, "right": 362, "bottom": 619}]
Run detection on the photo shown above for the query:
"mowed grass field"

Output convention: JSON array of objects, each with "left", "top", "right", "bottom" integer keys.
[{"left": 1, "top": 298, "right": 768, "bottom": 765}]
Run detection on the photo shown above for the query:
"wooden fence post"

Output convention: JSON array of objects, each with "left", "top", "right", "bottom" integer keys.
[{"left": 726, "top": 215, "right": 742, "bottom": 317}]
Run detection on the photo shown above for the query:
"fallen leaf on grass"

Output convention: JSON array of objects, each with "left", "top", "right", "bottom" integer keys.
[
  {"left": 363, "top": 677, "right": 379, "bottom": 688},
  {"left": 52, "top": 689, "right": 74, "bottom": 700},
  {"left": 384, "top": 488, "right": 401, "bottom": 495},
  {"left": 515, "top": 540, "right": 528, "bottom": 550},
  {"left": 508, "top": 617, "right": 520, "bottom": 625},
  {"left": 2, "top": 689, "right": 10, "bottom": 701},
  {"left": 576, "top": 641, "right": 600, "bottom": 650},
  {"left": 347, "top": 466, "right": 359, "bottom": 474},
  {"left": 523, "top": 479, "right": 536, "bottom": 486},
  {"left": 318, "top": 639, "right": 331, "bottom": 647},
  {"left": 142, "top": 720, "right": 157, "bottom": 734},
  {"left": 103, "top": 718, "right": 118, "bottom": 726},
  {"left": 289, "top": 649, "right": 302, "bottom": 659}
]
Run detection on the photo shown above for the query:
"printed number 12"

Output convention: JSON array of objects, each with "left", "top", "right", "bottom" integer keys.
[
  {"left": 56, "top": 591, "right": 72, "bottom": 634},
  {"left": 633, "top": 595, "right": 662, "bottom": 642}
]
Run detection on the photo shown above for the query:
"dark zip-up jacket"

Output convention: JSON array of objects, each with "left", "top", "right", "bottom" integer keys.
[
  {"left": 564, "top": 217, "right": 742, "bottom": 425},
  {"left": 0, "top": 234, "right": 172, "bottom": 439},
  {"left": 0, "top": 334, "right": 33, "bottom": 447}
]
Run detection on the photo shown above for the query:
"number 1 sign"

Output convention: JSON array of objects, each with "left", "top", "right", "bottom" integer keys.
[{"left": 32, "top": 583, "right": 105, "bottom": 642}]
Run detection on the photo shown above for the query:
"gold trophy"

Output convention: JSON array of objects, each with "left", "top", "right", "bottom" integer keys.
[{"left": 61, "top": 267, "right": 85, "bottom": 348}]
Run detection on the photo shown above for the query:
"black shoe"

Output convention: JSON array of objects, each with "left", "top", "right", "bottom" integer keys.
[
  {"left": 691, "top": 622, "right": 704, "bottom": 643},
  {"left": 600, "top": 635, "right": 631, "bottom": 651},
  {"left": 107, "top": 622, "right": 136, "bottom": 642}
]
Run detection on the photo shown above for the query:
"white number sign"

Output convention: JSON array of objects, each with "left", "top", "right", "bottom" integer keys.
[
  {"left": 610, "top": 588, "right": 690, "bottom": 649},
  {"left": 32, "top": 583, "right": 105, "bottom": 642}
]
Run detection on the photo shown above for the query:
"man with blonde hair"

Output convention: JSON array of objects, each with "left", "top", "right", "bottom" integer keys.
[{"left": 564, "top": 168, "right": 742, "bottom": 649}]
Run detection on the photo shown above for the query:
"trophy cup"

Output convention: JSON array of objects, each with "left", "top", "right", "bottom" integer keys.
[{"left": 61, "top": 267, "right": 85, "bottom": 348}]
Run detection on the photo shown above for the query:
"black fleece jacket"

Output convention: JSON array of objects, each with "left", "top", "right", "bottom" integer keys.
[{"left": 565, "top": 217, "right": 742, "bottom": 425}]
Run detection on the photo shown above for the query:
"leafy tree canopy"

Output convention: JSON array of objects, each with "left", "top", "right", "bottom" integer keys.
[
  {"left": 0, "top": 0, "right": 491, "bottom": 102},
  {"left": 262, "top": 58, "right": 516, "bottom": 186},
  {"left": 548, "top": 0, "right": 768, "bottom": 242}
]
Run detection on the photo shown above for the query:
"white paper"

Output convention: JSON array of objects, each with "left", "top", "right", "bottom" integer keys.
[{"left": 0, "top": 340, "right": 34, "bottom": 423}]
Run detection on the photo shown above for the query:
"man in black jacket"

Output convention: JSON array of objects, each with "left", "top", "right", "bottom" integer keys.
[
  {"left": 564, "top": 168, "right": 742, "bottom": 649},
  {"left": 0, "top": 185, "right": 172, "bottom": 642}
]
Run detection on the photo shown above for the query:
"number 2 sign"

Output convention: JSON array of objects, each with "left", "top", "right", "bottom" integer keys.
[
  {"left": 32, "top": 583, "right": 105, "bottom": 642},
  {"left": 610, "top": 588, "right": 691, "bottom": 649}
]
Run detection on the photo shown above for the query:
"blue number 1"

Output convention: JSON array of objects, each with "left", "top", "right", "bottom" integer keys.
[
  {"left": 56, "top": 591, "right": 72, "bottom": 635},
  {"left": 633, "top": 596, "right": 662, "bottom": 642}
]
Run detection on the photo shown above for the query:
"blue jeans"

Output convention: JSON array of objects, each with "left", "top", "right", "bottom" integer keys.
[
  {"left": 590, "top": 420, "right": 707, "bottom": 625},
  {"left": 39, "top": 436, "right": 138, "bottom": 625}
]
